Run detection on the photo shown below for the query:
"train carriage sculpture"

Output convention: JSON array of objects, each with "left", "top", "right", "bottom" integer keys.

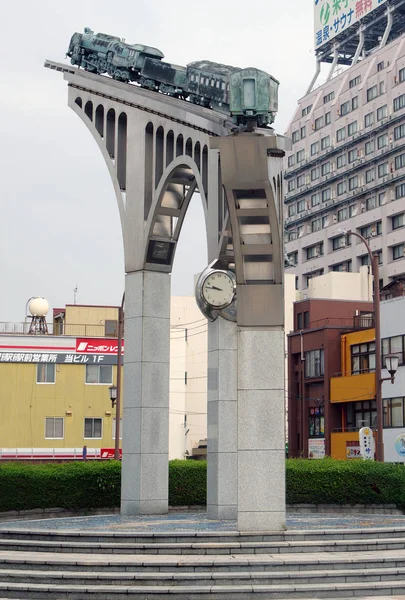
[{"left": 67, "top": 28, "right": 279, "bottom": 128}]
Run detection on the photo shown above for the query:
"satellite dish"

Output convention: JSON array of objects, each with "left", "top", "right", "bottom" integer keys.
[{"left": 28, "top": 297, "right": 49, "bottom": 318}]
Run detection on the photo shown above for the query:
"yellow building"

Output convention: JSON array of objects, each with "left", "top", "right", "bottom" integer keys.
[
  {"left": 330, "top": 328, "right": 377, "bottom": 459},
  {"left": 0, "top": 301, "right": 207, "bottom": 460}
]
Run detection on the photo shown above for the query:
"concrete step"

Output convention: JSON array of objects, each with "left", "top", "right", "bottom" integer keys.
[
  {"left": 2, "top": 565, "right": 405, "bottom": 585},
  {"left": 2, "top": 579, "right": 405, "bottom": 599},
  {"left": 2, "top": 526, "right": 405, "bottom": 544},
  {"left": 0, "top": 535, "right": 404, "bottom": 554}
]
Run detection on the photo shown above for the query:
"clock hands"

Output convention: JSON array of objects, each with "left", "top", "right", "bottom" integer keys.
[{"left": 205, "top": 285, "right": 223, "bottom": 291}]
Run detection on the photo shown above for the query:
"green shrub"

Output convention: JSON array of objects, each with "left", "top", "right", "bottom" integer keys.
[
  {"left": 169, "top": 459, "right": 206, "bottom": 506},
  {"left": 1, "top": 458, "right": 405, "bottom": 513}
]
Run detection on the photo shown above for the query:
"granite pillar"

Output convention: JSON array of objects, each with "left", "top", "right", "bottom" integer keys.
[{"left": 121, "top": 270, "right": 170, "bottom": 515}]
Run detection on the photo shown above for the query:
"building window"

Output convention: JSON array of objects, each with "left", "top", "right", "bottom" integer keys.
[
  {"left": 288, "top": 251, "right": 298, "bottom": 265},
  {"left": 323, "top": 91, "right": 335, "bottom": 103},
  {"left": 308, "top": 406, "right": 325, "bottom": 437},
  {"left": 348, "top": 148, "right": 358, "bottom": 163},
  {"left": 314, "top": 116, "right": 324, "bottom": 131},
  {"left": 399, "top": 68, "right": 405, "bottom": 83},
  {"left": 312, "top": 218, "right": 322, "bottom": 232},
  {"left": 337, "top": 181, "right": 346, "bottom": 196},
  {"left": 297, "top": 199, "right": 306, "bottom": 213},
  {"left": 311, "top": 193, "right": 320, "bottom": 206},
  {"left": 301, "top": 125, "right": 306, "bottom": 139},
  {"left": 379, "top": 191, "right": 386, "bottom": 205},
  {"left": 350, "top": 342, "right": 375, "bottom": 375},
  {"left": 311, "top": 141, "right": 319, "bottom": 156},
  {"left": 360, "top": 221, "right": 382, "bottom": 238},
  {"left": 297, "top": 175, "right": 306, "bottom": 188},
  {"left": 392, "top": 213, "right": 405, "bottom": 230},
  {"left": 288, "top": 155, "right": 295, "bottom": 168},
  {"left": 377, "top": 105, "right": 388, "bottom": 120},
  {"left": 288, "top": 180, "right": 295, "bottom": 192},
  {"left": 361, "top": 250, "right": 382, "bottom": 266},
  {"left": 45, "top": 417, "right": 64, "bottom": 439},
  {"left": 366, "top": 85, "right": 378, "bottom": 102},
  {"left": 322, "top": 188, "right": 331, "bottom": 202},
  {"left": 365, "top": 140, "right": 374, "bottom": 155},
  {"left": 365, "top": 168, "right": 375, "bottom": 184},
  {"left": 377, "top": 61, "right": 385, "bottom": 72},
  {"left": 305, "top": 349, "right": 324, "bottom": 378},
  {"left": 349, "top": 75, "right": 361, "bottom": 88},
  {"left": 348, "top": 121, "right": 358, "bottom": 136},
  {"left": 395, "top": 153, "right": 405, "bottom": 170},
  {"left": 112, "top": 418, "right": 122, "bottom": 439},
  {"left": 378, "top": 162, "right": 388, "bottom": 178},
  {"left": 346, "top": 400, "right": 377, "bottom": 429},
  {"left": 85, "top": 364, "right": 113, "bottom": 384},
  {"left": 288, "top": 204, "right": 296, "bottom": 217},
  {"left": 337, "top": 206, "right": 350, "bottom": 221},
  {"left": 37, "top": 363, "right": 56, "bottom": 384},
  {"left": 394, "top": 123, "right": 405, "bottom": 141},
  {"left": 306, "top": 243, "right": 323, "bottom": 260},
  {"left": 337, "top": 154, "right": 346, "bottom": 169},
  {"left": 352, "top": 96, "right": 359, "bottom": 110},
  {"left": 292, "top": 130, "right": 299, "bottom": 143},
  {"left": 377, "top": 133, "right": 388, "bottom": 149},
  {"left": 364, "top": 112, "right": 374, "bottom": 128},
  {"left": 296, "top": 149, "right": 305, "bottom": 162},
  {"left": 394, "top": 94, "right": 405, "bottom": 111},
  {"left": 336, "top": 127, "right": 346, "bottom": 142},
  {"left": 366, "top": 196, "right": 376, "bottom": 210},
  {"left": 332, "top": 260, "right": 352, "bottom": 272},
  {"left": 384, "top": 398, "right": 405, "bottom": 428},
  {"left": 305, "top": 269, "right": 324, "bottom": 286},
  {"left": 302, "top": 104, "right": 312, "bottom": 116},
  {"left": 105, "top": 320, "right": 118, "bottom": 337},
  {"left": 325, "top": 111, "right": 331, "bottom": 125},
  {"left": 332, "top": 234, "right": 350, "bottom": 250},
  {"left": 396, "top": 183, "right": 405, "bottom": 199},
  {"left": 84, "top": 418, "right": 103, "bottom": 439},
  {"left": 349, "top": 175, "right": 358, "bottom": 191},
  {"left": 320, "top": 135, "right": 330, "bottom": 150},
  {"left": 383, "top": 335, "right": 404, "bottom": 366},
  {"left": 311, "top": 167, "right": 320, "bottom": 181},
  {"left": 340, "top": 100, "right": 350, "bottom": 116},
  {"left": 321, "top": 161, "right": 330, "bottom": 176},
  {"left": 393, "top": 243, "right": 405, "bottom": 260}
]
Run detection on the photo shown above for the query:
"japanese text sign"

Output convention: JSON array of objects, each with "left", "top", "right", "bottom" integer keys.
[{"left": 314, "top": 0, "right": 388, "bottom": 49}]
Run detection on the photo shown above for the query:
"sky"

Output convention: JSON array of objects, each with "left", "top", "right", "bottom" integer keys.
[{"left": 0, "top": 0, "right": 318, "bottom": 322}]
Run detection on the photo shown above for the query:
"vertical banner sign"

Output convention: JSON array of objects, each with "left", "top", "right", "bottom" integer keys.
[
  {"left": 314, "top": 0, "right": 388, "bottom": 49},
  {"left": 359, "top": 427, "right": 375, "bottom": 460}
]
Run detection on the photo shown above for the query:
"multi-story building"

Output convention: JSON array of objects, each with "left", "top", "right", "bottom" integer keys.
[
  {"left": 284, "top": 22, "right": 405, "bottom": 290},
  {"left": 0, "top": 299, "right": 207, "bottom": 460}
]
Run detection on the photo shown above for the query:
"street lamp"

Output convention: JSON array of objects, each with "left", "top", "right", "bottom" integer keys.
[
  {"left": 109, "top": 385, "right": 118, "bottom": 408},
  {"left": 384, "top": 354, "right": 399, "bottom": 384}
]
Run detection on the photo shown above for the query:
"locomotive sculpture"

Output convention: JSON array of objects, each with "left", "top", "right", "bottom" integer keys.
[{"left": 67, "top": 28, "right": 279, "bottom": 128}]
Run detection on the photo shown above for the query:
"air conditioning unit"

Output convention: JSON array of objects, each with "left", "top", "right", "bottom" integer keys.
[{"left": 332, "top": 215, "right": 338, "bottom": 224}]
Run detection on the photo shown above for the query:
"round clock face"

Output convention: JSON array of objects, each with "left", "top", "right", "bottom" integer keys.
[{"left": 201, "top": 271, "right": 235, "bottom": 308}]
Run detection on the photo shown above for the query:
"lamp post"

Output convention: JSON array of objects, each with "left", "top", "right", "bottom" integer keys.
[
  {"left": 346, "top": 230, "right": 398, "bottom": 461},
  {"left": 108, "top": 292, "right": 125, "bottom": 460}
]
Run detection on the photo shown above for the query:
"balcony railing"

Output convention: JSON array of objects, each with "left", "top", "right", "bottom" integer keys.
[
  {"left": 307, "top": 315, "right": 374, "bottom": 330},
  {"left": 0, "top": 322, "right": 118, "bottom": 338}
]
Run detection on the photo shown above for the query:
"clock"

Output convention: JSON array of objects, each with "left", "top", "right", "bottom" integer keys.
[{"left": 201, "top": 270, "right": 236, "bottom": 309}]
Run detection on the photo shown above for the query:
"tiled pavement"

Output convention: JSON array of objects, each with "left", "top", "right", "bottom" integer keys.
[{"left": 1, "top": 511, "right": 405, "bottom": 532}]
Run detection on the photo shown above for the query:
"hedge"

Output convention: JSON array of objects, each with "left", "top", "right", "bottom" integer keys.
[{"left": 1, "top": 458, "right": 405, "bottom": 513}]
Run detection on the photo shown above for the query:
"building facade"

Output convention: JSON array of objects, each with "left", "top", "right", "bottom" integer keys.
[
  {"left": 284, "top": 32, "right": 405, "bottom": 290},
  {"left": 0, "top": 299, "right": 207, "bottom": 460},
  {"left": 288, "top": 298, "right": 373, "bottom": 458}
]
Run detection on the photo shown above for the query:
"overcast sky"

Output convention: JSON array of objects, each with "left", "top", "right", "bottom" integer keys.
[{"left": 0, "top": 0, "right": 319, "bottom": 322}]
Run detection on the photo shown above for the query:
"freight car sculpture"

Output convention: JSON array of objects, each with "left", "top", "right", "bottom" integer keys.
[{"left": 67, "top": 28, "right": 279, "bottom": 128}]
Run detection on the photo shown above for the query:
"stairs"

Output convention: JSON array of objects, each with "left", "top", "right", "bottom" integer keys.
[{"left": 1, "top": 525, "right": 405, "bottom": 598}]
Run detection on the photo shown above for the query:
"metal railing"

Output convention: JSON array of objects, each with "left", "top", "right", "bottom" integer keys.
[
  {"left": 0, "top": 322, "right": 118, "bottom": 338},
  {"left": 308, "top": 315, "right": 374, "bottom": 330}
]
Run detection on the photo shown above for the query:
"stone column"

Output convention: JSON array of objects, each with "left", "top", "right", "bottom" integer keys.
[
  {"left": 207, "top": 318, "right": 238, "bottom": 520},
  {"left": 237, "top": 328, "right": 286, "bottom": 531},
  {"left": 121, "top": 270, "right": 171, "bottom": 515}
]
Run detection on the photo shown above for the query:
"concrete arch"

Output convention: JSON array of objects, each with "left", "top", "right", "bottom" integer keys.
[
  {"left": 144, "top": 154, "right": 208, "bottom": 271},
  {"left": 84, "top": 100, "right": 93, "bottom": 121}
]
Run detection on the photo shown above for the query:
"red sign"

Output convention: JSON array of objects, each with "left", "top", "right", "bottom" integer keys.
[
  {"left": 100, "top": 448, "right": 122, "bottom": 459},
  {"left": 76, "top": 339, "right": 124, "bottom": 354}
]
